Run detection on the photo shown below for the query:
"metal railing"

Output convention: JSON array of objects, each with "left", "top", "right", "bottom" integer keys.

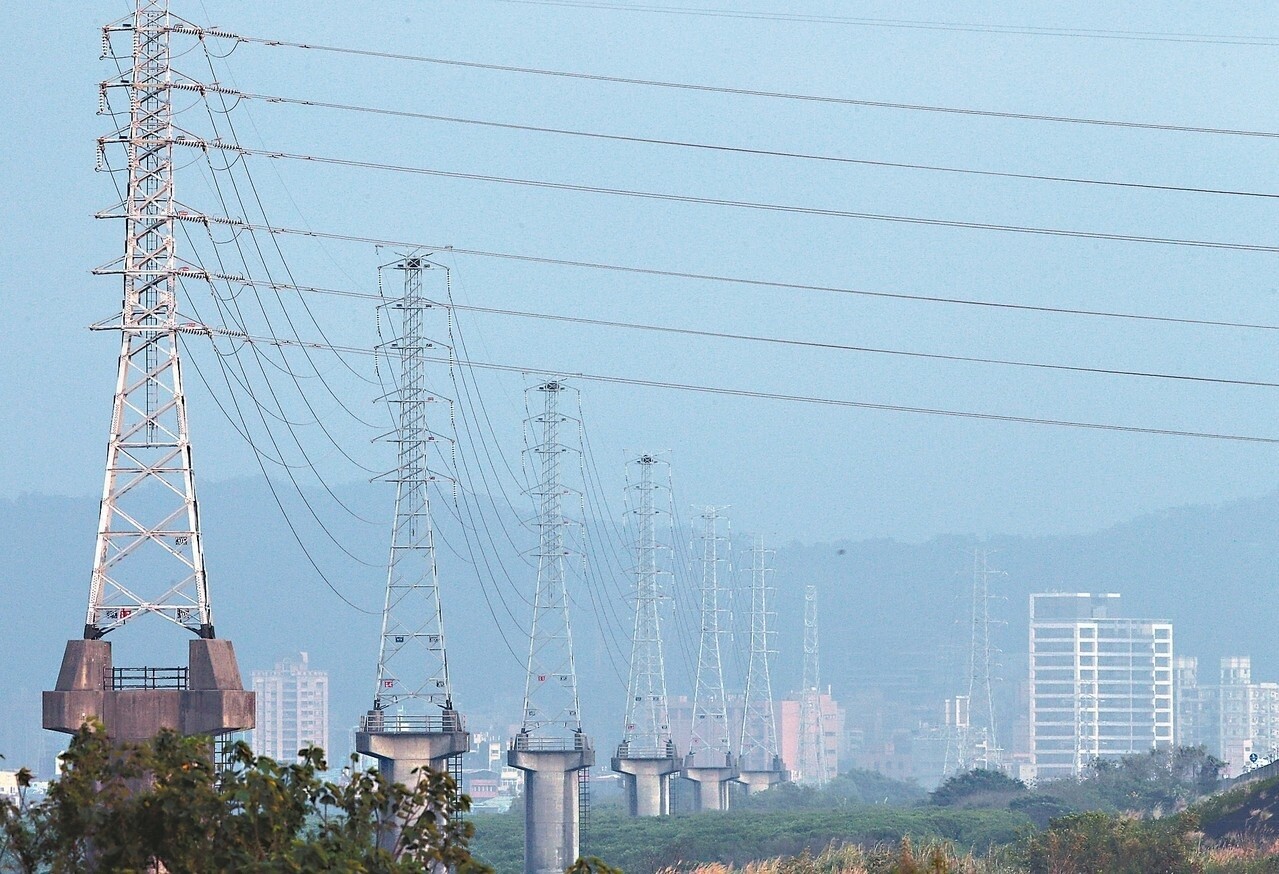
[
  {"left": 614, "top": 739, "right": 677, "bottom": 761},
  {"left": 359, "top": 709, "right": 467, "bottom": 734},
  {"left": 108, "top": 666, "right": 188, "bottom": 690},
  {"left": 510, "top": 731, "right": 592, "bottom": 753}
]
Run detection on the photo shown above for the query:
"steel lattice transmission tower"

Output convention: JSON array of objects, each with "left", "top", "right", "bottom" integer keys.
[
  {"left": 356, "top": 256, "right": 468, "bottom": 821},
  {"left": 611, "top": 454, "right": 679, "bottom": 816},
  {"left": 961, "top": 548, "right": 1000, "bottom": 770},
  {"left": 681, "top": 506, "right": 738, "bottom": 810},
  {"left": 44, "top": 0, "right": 253, "bottom": 744},
  {"left": 797, "top": 585, "right": 829, "bottom": 787},
  {"left": 736, "top": 535, "right": 787, "bottom": 793},
  {"left": 509, "top": 381, "right": 594, "bottom": 874}
]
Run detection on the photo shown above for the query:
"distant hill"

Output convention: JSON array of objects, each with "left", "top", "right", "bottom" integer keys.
[{"left": 2, "top": 480, "right": 1277, "bottom": 772}]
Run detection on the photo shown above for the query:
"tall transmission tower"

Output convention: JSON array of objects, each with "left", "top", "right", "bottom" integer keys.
[
  {"left": 356, "top": 256, "right": 468, "bottom": 829},
  {"left": 612, "top": 454, "right": 679, "bottom": 816},
  {"left": 45, "top": 0, "right": 253, "bottom": 743},
  {"left": 736, "top": 535, "right": 787, "bottom": 792},
  {"left": 681, "top": 506, "right": 738, "bottom": 810},
  {"left": 959, "top": 547, "right": 1000, "bottom": 771},
  {"left": 797, "top": 585, "right": 829, "bottom": 787},
  {"left": 509, "top": 380, "right": 594, "bottom": 874}
]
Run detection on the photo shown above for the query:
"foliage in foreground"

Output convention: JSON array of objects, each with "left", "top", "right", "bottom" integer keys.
[
  {"left": 0, "top": 723, "right": 489, "bottom": 873},
  {"left": 471, "top": 806, "right": 1029, "bottom": 873}
]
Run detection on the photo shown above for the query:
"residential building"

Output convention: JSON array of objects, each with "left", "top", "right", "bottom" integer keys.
[
  {"left": 778, "top": 689, "right": 844, "bottom": 783},
  {"left": 1029, "top": 593, "right": 1174, "bottom": 782},
  {"left": 1175, "top": 656, "right": 1279, "bottom": 775},
  {"left": 251, "top": 652, "right": 330, "bottom": 763}
]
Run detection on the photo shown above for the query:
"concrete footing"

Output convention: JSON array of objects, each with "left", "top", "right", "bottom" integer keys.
[
  {"left": 356, "top": 712, "right": 470, "bottom": 855},
  {"left": 508, "top": 733, "right": 595, "bottom": 874},
  {"left": 611, "top": 747, "right": 680, "bottom": 816},
  {"left": 355, "top": 715, "right": 470, "bottom": 788},
  {"left": 43, "top": 638, "right": 254, "bottom": 741},
  {"left": 736, "top": 768, "right": 788, "bottom": 794},
  {"left": 682, "top": 763, "right": 739, "bottom": 811}
]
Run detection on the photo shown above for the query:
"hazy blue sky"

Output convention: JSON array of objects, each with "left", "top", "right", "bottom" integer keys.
[{"left": 3, "top": 0, "right": 1279, "bottom": 546}]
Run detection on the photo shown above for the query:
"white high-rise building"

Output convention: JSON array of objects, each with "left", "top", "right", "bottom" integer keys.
[
  {"left": 1029, "top": 593, "right": 1174, "bottom": 782},
  {"left": 252, "top": 652, "right": 330, "bottom": 763}
]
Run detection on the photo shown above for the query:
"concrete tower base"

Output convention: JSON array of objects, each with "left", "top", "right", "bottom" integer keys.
[
  {"left": 736, "top": 768, "right": 788, "bottom": 794},
  {"left": 611, "top": 750, "right": 680, "bottom": 816},
  {"left": 356, "top": 711, "right": 470, "bottom": 855},
  {"left": 355, "top": 713, "right": 470, "bottom": 788},
  {"left": 682, "top": 764, "right": 739, "bottom": 811},
  {"left": 43, "top": 638, "right": 254, "bottom": 741},
  {"left": 509, "top": 733, "right": 595, "bottom": 874}
]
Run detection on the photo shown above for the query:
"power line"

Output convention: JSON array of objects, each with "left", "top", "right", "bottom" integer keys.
[
  {"left": 161, "top": 82, "right": 1279, "bottom": 201},
  {"left": 217, "top": 262, "right": 1279, "bottom": 335},
  {"left": 170, "top": 25, "right": 1279, "bottom": 139},
  {"left": 183, "top": 169, "right": 1279, "bottom": 254},
  {"left": 200, "top": 278, "right": 1279, "bottom": 389},
  {"left": 182, "top": 329, "right": 1279, "bottom": 445},
  {"left": 480, "top": 0, "right": 1279, "bottom": 47}
]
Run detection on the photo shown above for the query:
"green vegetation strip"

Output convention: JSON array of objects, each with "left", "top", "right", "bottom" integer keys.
[{"left": 470, "top": 807, "right": 1030, "bottom": 874}]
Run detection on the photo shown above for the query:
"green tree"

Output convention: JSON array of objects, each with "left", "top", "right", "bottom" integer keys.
[
  {"left": 0, "top": 723, "right": 490, "bottom": 873},
  {"left": 929, "top": 769, "right": 1026, "bottom": 807},
  {"left": 1022, "top": 810, "right": 1202, "bottom": 874}
]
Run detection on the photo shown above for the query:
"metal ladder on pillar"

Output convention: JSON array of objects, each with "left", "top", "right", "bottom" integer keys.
[
  {"left": 577, "top": 768, "right": 591, "bottom": 835},
  {"left": 447, "top": 754, "right": 465, "bottom": 817}
]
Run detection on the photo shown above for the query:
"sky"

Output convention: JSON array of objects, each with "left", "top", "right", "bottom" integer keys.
[{"left": 3, "top": 0, "right": 1279, "bottom": 548}]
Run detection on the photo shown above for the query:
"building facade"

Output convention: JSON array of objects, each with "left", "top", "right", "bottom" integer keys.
[
  {"left": 1029, "top": 593, "right": 1174, "bottom": 782},
  {"left": 251, "top": 652, "right": 330, "bottom": 763},
  {"left": 1175, "top": 656, "right": 1279, "bottom": 775}
]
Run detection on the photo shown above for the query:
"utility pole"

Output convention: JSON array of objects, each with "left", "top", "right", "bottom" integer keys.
[
  {"left": 355, "top": 256, "right": 468, "bottom": 849},
  {"left": 681, "top": 507, "right": 738, "bottom": 810},
  {"left": 736, "top": 535, "right": 787, "bottom": 793},
  {"left": 45, "top": 0, "right": 253, "bottom": 743},
  {"left": 509, "top": 381, "right": 594, "bottom": 874},
  {"left": 611, "top": 454, "right": 679, "bottom": 815},
  {"left": 797, "top": 585, "right": 829, "bottom": 787}
]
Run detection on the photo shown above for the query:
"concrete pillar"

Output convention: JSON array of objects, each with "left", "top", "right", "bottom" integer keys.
[
  {"left": 356, "top": 715, "right": 470, "bottom": 856},
  {"left": 508, "top": 734, "right": 594, "bottom": 874},
  {"left": 682, "top": 765, "right": 738, "bottom": 811},
  {"left": 43, "top": 638, "right": 254, "bottom": 741},
  {"left": 611, "top": 754, "right": 680, "bottom": 816},
  {"left": 736, "top": 769, "right": 787, "bottom": 794}
]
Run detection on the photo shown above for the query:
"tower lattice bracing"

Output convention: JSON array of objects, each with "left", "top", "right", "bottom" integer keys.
[
  {"left": 681, "top": 507, "right": 738, "bottom": 809},
  {"left": 87, "top": 0, "right": 211, "bottom": 641},
  {"left": 958, "top": 547, "right": 1000, "bottom": 771},
  {"left": 509, "top": 381, "right": 593, "bottom": 874},
  {"left": 369, "top": 256, "right": 455, "bottom": 720},
  {"left": 519, "top": 381, "right": 584, "bottom": 739},
  {"left": 356, "top": 256, "right": 468, "bottom": 850},
  {"left": 736, "top": 536, "right": 786, "bottom": 791},
  {"left": 611, "top": 454, "right": 679, "bottom": 816},
  {"left": 797, "top": 585, "right": 829, "bottom": 786},
  {"left": 44, "top": 0, "right": 253, "bottom": 744},
  {"left": 620, "top": 455, "right": 673, "bottom": 755}
]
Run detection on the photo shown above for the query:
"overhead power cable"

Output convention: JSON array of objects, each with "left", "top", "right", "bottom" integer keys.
[
  {"left": 180, "top": 328, "right": 1279, "bottom": 445},
  {"left": 180, "top": 166, "right": 1279, "bottom": 254},
  {"left": 170, "top": 25, "right": 1279, "bottom": 139},
  {"left": 218, "top": 277, "right": 1279, "bottom": 389},
  {"left": 481, "top": 0, "right": 1279, "bottom": 47},
  {"left": 159, "top": 83, "right": 1279, "bottom": 200},
  {"left": 216, "top": 261, "right": 1279, "bottom": 335}
]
